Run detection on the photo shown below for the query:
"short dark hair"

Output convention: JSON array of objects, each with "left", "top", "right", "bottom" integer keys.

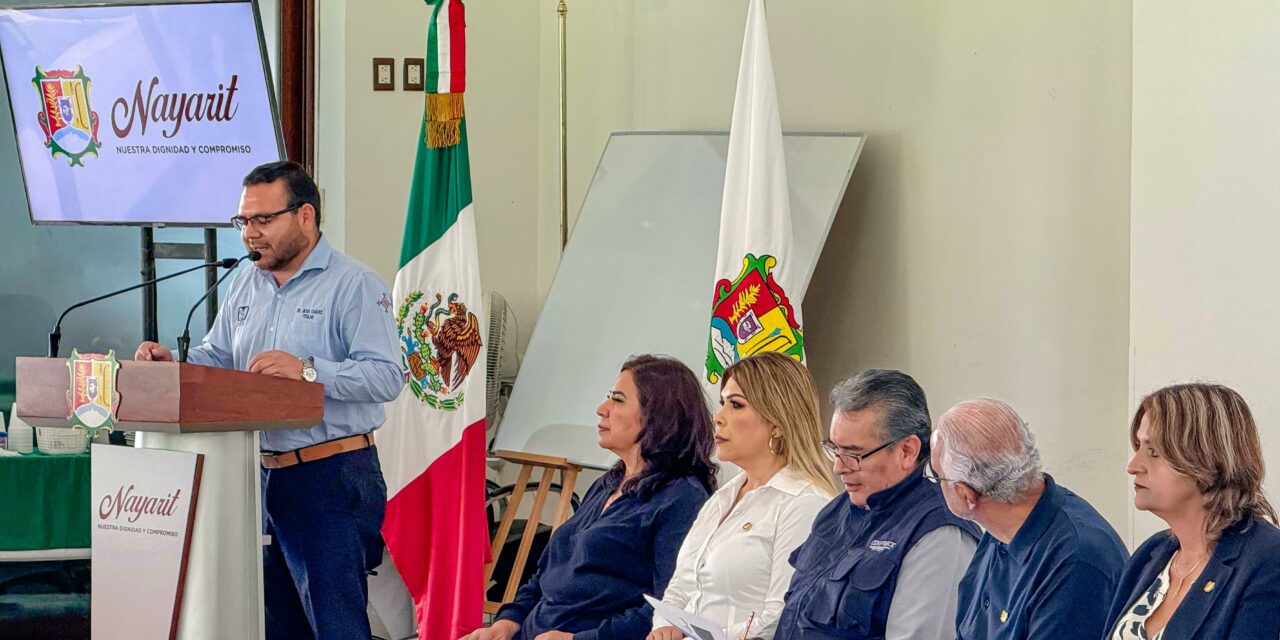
[
  {"left": 830, "top": 369, "right": 932, "bottom": 462},
  {"left": 243, "top": 160, "right": 322, "bottom": 230},
  {"left": 604, "top": 354, "right": 718, "bottom": 499}
]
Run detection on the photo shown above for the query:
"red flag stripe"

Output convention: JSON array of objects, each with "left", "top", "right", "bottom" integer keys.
[
  {"left": 448, "top": 0, "right": 466, "bottom": 93},
  {"left": 382, "top": 419, "right": 489, "bottom": 640}
]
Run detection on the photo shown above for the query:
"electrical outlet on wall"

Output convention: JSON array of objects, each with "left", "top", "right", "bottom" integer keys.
[
  {"left": 404, "top": 58, "right": 424, "bottom": 91},
  {"left": 372, "top": 58, "right": 394, "bottom": 91}
]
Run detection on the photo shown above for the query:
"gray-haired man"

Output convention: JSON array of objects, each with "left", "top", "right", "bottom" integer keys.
[
  {"left": 776, "top": 369, "right": 980, "bottom": 640},
  {"left": 933, "top": 398, "right": 1128, "bottom": 640}
]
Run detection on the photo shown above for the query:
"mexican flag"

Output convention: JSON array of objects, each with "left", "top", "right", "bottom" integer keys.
[
  {"left": 379, "top": 1, "right": 488, "bottom": 638},
  {"left": 705, "top": 0, "right": 805, "bottom": 385}
]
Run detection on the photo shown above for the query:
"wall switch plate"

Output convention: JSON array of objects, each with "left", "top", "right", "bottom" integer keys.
[
  {"left": 372, "top": 57, "right": 394, "bottom": 91},
  {"left": 404, "top": 58, "right": 425, "bottom": 91}
]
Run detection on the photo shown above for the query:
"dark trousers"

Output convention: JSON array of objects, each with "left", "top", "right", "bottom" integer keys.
[{"left": 262, "top": 445, "right": 387, "bottom": 640}]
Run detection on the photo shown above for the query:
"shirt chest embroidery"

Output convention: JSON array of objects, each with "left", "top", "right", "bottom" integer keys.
[
  {"left": 236, "top": 305, "right": 250, "bottom": 323},
  {"left": 296, "top": 306, "right": 326, "bottom": 321}
]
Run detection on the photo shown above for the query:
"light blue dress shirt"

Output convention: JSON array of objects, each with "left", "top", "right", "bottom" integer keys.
[{"left": 189, "top": 237, "right": 404, "bottom": 452}]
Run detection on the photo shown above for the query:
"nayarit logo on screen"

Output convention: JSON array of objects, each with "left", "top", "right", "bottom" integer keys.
[
  {"left": 110, "top": 75, "right": 240, "bottom": 139},
  {"left": 32, "top": 66, "right": 102, "bottom": 167}
]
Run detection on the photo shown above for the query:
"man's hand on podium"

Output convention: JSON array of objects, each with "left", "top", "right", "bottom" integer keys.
[
  {"left": 135, "top": 341, "right": 174, "bottom": 362},
  {"left": 248, "top": 350, "right": 304, "bottom": 380}
]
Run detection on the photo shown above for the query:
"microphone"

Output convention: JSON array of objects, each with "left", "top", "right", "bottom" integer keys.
[
  {"left": 48, "top": 257, "right": 243, "bottom": 358},
  {"left": 177, "top": 251, "right": 260, "bottom": 363}
]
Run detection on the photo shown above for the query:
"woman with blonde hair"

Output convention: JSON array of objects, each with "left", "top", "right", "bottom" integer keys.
[
  {"left": 1104, "top": 383, "right": 1280, "bottom": 640},
  {"left": 649, "top": 352, "right": 837, "bottom": 640}
]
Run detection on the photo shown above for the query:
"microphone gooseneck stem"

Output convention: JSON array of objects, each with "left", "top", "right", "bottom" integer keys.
[
  {"left": 48, "top": 259, "right": 229, "bottom": 358},
  {"left": 178, "top": 254, "right": 254, "bottom": 363}
]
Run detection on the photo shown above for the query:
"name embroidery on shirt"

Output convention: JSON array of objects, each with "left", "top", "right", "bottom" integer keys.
[
  {"left": 297, "top": 307, "right": 325, "bottom": 321},
  {"left": 869, "top": 539, "right": 897, "bottom": 552}
]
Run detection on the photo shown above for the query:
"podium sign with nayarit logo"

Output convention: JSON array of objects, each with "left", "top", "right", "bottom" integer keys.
[{"left": 91, "top": 444, "right": 203, "bottom": 640}]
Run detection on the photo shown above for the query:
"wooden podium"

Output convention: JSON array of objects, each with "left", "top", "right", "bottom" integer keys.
[{"left": 15, "top": 357, "right": 323, "bottom": 640}]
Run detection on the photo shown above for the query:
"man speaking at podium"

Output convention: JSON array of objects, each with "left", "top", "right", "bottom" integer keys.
[{"left": 135, "top": 160, "right": 405, "bottom": 639}]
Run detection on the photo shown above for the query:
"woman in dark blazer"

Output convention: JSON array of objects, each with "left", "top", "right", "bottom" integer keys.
[
  {"left": 460, "top": 355, "right": 718, "bottom": 640},
  {"left": 1103, "top": 383, "right": 1280, "bottom": 640}
]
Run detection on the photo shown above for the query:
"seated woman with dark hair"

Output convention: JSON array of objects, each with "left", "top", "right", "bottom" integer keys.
[
  {"left": 1104, "top": 383, "right": 1280, "bottom": 640},
  {"left": 459, "top": 355, "right": 717, "bottom": 640}
]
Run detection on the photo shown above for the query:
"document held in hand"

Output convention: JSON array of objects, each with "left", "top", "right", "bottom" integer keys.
[{"left": 644, "top": 594, "right": 729, "bottom": 640}]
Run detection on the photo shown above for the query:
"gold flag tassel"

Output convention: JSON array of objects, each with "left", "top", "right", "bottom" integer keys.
[{"left": 425, "top": 92, "right": 464, "bottom": 148}]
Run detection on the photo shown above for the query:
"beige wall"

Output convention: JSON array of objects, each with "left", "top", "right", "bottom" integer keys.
[
  {"left": 320, "top": 2, "right": 1135, "bottom": 531},
  {"left": 321, "top": 0, "right": 542, "bottom": 351},
  {"left": 1130, "top": 1, "right": 1280, "bottom": 542},
  {"left": 549, "top": 1, "right": 1134, "bottom": 530},
  {"left": 791, "top": 1, "right": 1133, "bottom": 529}
]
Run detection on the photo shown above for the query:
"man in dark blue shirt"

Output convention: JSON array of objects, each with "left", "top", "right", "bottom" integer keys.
[
  {"left": 931, "top": 398, "right": 1128, "bottom": 640},
  {"left": 776, "top": 369, "right": 980, "bottom": 640}
]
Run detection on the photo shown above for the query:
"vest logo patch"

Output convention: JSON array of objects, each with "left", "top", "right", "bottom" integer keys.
[{"left": 869, "top": 539, "right": 896, "bottom": 552}]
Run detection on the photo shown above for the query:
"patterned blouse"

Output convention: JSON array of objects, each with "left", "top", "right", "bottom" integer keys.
[{"left": 1110, "top": 557, "right": 1174, "bottom": 640}]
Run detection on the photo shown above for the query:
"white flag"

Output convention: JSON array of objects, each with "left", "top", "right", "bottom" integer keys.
[{"left": 705, "top": 0, "right": 805, "bottom": 385}]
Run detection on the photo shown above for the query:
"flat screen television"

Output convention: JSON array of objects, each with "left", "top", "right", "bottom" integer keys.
[{"left": 0, "top": 1, "right": 284, "bottom": 226}]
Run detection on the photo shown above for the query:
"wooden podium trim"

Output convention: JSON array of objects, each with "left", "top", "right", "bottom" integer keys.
[
  {"left": 168, "top": 453, "right": 204, "bottom": 640},
  {"left": 16, "top": 358, "right": 323, "bottom": 433}
]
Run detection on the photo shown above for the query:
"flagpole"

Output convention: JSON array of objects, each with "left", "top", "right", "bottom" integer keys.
[{"left": 557, "top": 0, "right": 569, "bottom": 250}]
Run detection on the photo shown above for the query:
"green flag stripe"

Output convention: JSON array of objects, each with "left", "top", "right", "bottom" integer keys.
[
  {"left": 425, "top": 0, "right": 443, "bottom": 94},
  {"left": 399, "top": 118, "right": 473, "bottom": 268}
]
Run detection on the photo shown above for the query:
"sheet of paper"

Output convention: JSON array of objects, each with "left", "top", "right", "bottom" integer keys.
[{"left": 644, "top": 594, "right": 729, "bottom": 640}]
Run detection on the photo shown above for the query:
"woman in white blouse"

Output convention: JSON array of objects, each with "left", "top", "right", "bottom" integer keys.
[{"left": 648, "top": 352, "right": 838, "bottom": 640}]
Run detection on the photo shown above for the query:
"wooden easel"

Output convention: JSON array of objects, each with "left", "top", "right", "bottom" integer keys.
[{"left": 483, "top": 449, "right": 583, "bottom": 615}]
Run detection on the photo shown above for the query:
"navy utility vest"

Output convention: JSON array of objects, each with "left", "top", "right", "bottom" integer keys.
[{"left": 775, "top": 468, "right": 980, "bottom": 640}]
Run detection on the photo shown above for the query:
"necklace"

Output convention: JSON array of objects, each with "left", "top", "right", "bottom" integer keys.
[{"left": 1169, "top": 550, "right": 1207, "bottom": 597}]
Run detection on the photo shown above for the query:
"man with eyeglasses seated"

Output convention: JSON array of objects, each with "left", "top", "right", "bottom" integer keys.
[
  {"left": 775, "top": 369, "right": 979, "bottom": 640},
  {"left": 135, "top": 160, "right": 403, "bottom": 639},
  {"left": 932, "top": 399, "right": 1127, "bottom": 640}
]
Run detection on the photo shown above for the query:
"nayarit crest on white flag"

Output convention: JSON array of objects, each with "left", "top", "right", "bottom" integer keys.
[{"left": 706, "top": 0, "right": 805, "bottom": 384}]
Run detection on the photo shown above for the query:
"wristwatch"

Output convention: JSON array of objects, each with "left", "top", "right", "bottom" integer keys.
[{"left": 301, "top": 356, "right": 317, "bottom": 382}]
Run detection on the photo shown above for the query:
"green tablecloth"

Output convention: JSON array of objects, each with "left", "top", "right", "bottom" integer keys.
[{"left": 0, "top": 451, "right": 90, "bottom": 551}]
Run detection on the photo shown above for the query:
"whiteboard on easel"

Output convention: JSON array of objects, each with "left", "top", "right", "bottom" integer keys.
[{"left": 495, "top": 131, "right": 863, "bottom": 469}]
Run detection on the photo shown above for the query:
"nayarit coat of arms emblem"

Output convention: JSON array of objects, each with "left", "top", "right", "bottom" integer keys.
[
  {"left": 33, "top": 66, "right": 101, "bottom": 167},
  {"left": 66, "top": 349, "right": 120, "bottom": 434},
  {"left": 706, "top": 254, "right": 805, "bottom": 384}
]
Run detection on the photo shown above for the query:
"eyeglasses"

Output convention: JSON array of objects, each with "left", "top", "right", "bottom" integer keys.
[
  {"left": 230, "top": 204, "right": 300, "bottom": 231},
  {"left": 922, "top": 460, "right": 960, "bottom": 484},
  {"left": 822, "top": 436, "right": 903, "bottom": 471}
]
